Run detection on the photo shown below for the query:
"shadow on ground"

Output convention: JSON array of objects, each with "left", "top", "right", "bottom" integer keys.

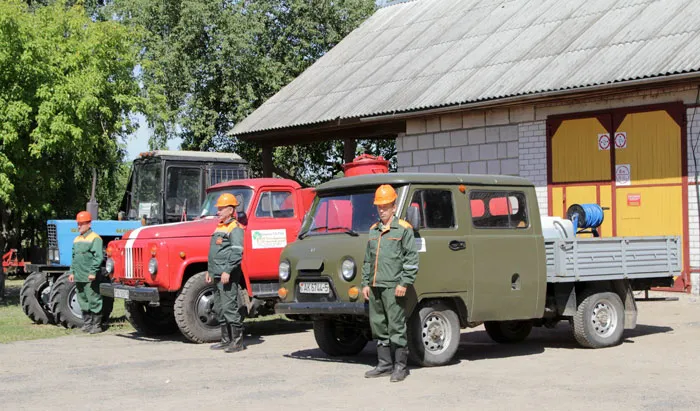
[
  {"left": 285, "top": 321, "right": 674, "bottom": 367},
  {"left": 0, "top": 282, "right": 21, "bottom": 306},
  {"left": 114, "top": 317, "right": 312, "bottom": 345}
]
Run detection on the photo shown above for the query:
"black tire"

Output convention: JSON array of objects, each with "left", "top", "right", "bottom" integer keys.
[
  {"left": 174, "top": 272, "right": 220, "bottom": 343},
  {"left": 96, "top": 276, "right": 114, "bottom": 322},
  {"left": 101, "top": 295, "right": 114, "bottom": 322},
  {"left": 408, "top": 301, "right": 460, "bottom": 367},
  {"left": 573, "top": 290, "right": 624, "bottom": 348},
  {"left": 484, "top": 320, "right": 533, "bottom": 343},
  {"left": 313, "top": 319, "right": 368, "bottom": 356},
  {"left": 125, "top": 301, "right": 178, "bottom": 336},
  {"left": 20, "top": 271, "right": 55, "bottom": 325},
  {"left": 49, "top": 273, "right": 83, "bottom": 329}
]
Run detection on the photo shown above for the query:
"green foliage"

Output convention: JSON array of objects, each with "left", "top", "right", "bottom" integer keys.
[
  {"left": 0, "top": 0, "right": 143, "bottom": 252},
  {"left": 109, "top": 0, "right": 382, "bottom": 184}
]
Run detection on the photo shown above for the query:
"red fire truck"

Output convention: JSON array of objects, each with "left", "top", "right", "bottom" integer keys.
[{"left": 100, "top": 154, "right": 390, "bottom": 343}]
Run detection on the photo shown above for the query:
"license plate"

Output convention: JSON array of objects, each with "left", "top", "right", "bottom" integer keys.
[
  {"left": 299, "top": 282, "right": 330, "bottom": 294},
  {"left": 113, "top": 288, "right": 129, "bottom": 299}
]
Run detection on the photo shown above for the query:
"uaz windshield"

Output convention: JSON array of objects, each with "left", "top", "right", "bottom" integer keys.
[
  {"left": 302, "top": 192, "right": 379, "bottom": 236},
  {"left": 201, "top": 188, "right": 254, "bottom": 217}
]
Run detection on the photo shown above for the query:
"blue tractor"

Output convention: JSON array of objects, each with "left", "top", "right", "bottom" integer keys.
[{"left": 19, "top": 150, "right": 248, "bottom": 328}]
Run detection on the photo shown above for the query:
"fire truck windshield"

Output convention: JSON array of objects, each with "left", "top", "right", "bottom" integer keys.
[{"left": 200, "top": 188, "right": 254, "bottom": 217}]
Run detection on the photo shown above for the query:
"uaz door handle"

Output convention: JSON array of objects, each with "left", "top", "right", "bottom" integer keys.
[{"left": 448, "top": 240, "right": 466, "bottom": 251}]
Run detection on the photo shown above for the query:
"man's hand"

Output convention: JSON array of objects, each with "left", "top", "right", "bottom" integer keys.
[
  {"left": 221, "top": 272, "right": 230, "bottom": 285},
  {"left": 68, "top": 274, "right": 74, "bottom": 283},
  {"left": 362, "top": 286, "right": 370, "bottom": 301},
  {"left": 395, "top": 285, "right": 407, "bottom": 297},
  {"left": 205, "top": 272, "right": 211, "bottom": 284},
  {"left": 88, "top": 274, "right": 96, "bottom": 281}
]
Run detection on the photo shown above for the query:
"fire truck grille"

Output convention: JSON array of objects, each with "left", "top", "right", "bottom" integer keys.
[{"left": 125, "top": 247, "right": 145, "bottom": 279}]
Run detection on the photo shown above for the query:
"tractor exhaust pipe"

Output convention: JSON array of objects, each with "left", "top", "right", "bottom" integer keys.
[{"left": 86, "top": 168, "right": 99, "bottom": 221}]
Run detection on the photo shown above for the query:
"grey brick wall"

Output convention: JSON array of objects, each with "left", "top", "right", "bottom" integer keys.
[
  {"left": 518, "top": 121, "right": 548, "bottom": 214},
  {"left": 397, "top": 125, "right": 520, "bottom": 176}
]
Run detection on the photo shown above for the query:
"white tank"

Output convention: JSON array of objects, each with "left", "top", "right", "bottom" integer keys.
[{"left": 540, "top": 216, "right": 575, "bottom": 240}]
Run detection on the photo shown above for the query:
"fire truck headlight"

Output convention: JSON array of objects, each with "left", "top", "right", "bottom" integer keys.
[
  {"left": 148, "top": 258, "right": 158, "bottom": 275},
  {"left": 105, "top": 258, "right": 115, "bottom": 274}
]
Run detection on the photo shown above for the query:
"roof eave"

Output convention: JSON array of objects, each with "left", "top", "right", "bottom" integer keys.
[{"left": 230, "top": 72, "right": 700, "bottom": 143}]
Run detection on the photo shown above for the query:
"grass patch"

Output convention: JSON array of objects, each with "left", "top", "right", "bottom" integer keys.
[{"left": 0, "top": 278, "right": 134, "bottom": 344}]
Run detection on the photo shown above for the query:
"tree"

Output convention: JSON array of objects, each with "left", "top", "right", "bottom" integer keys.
[
  {"left": 0, "top": 0, "right": 144, "bottom": 253},
  {"left": 108, "top": 0, "right": 384, "bottom": 185}
]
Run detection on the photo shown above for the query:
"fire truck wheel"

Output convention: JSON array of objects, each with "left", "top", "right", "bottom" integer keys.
[
  {"left": 49, "top": 273, "right": 84, "bottom": 329},
  {"left": 20, "top": 271, "right": 55, "bottom": 325},
  {"left": 125, "top": 301, "right": 178, "bottom": 336},
  {"left": 174, "top": 272, "right": 220, "bottom": 343},
  {"left": 313, "top": 319, "right": 368, "bottom": 356}
]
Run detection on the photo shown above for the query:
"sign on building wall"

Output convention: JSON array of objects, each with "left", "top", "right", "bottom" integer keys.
[
  {"left": 615, "top": 164, "right": 631, "bottom": 186},
  {"left": 598, "top": 133, "right": 611, "bottom": 150},
  {"left": 615, "top": 132, "right": 628, "bottom": 149}
]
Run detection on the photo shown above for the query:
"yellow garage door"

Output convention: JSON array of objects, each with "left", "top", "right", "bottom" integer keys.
[
  {"left": 613, "top": 110, "right": 684, "bottom": 267},
  {"left": 548, "top": 105, "right": 688, "bottom": 290},
  {"left": 549, "top": 117, "right": 613, "bottom": 238}
]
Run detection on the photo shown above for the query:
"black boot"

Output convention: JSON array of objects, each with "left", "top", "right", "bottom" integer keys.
[
  {"left": 89, "top": 313, "right": 104, "bottom": 334},
  {"left": 390, "top": 347, "right": 409, "bottom": 382},
  {"left": 364, "top": 344, "right": 393, "bottom": 378},
  {"left": 81, "top": 311, "right": 92, "bottom": 333},
  {"left": 224, "top": 325, "right": 246, "bottom": 353},
  {"left": 210, "top": 324, "right": 232, "bottom": 350}
]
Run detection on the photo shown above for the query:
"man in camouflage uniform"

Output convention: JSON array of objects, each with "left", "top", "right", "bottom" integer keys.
[
  {"left": 361, "top": 184, "right": 419, "bottom": 382},
  {"left": 68, "top": 211, "right": 104, "bottom": 334},
  {"left": 206, "top": 193, "right": 246, "bottom": 353}
]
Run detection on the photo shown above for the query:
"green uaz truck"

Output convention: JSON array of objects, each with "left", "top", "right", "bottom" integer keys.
[{"left": 275, "top": 173, "right": 680, "bottom": 366}]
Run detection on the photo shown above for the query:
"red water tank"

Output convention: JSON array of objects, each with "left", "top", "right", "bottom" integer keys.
[{"left": 342, "top": 154, "right": 389, "bottom": 177}]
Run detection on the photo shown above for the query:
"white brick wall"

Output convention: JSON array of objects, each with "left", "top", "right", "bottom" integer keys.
[
  {"left": 518, "top": 121, "right": 548, "bottom": 214},
  {"left": 397, "top": 124, "right": 521, "bottom": 177},
  {"left": 396, "top": 121, "right": 550, "bottom": 214}
]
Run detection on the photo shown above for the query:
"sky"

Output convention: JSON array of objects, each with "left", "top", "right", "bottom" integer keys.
[
  {"left": 125, "top": 114, "right": 182, "bottom": 160},
  {"left": 125, "top": 0, "right": 403, "bottom": 160}
]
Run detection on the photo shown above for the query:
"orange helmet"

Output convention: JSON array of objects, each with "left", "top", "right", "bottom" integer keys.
[
  {"left": 215, "top": 193, "right": 239, "bottom": 208},
  {"left": 76, "top": 211, "right": 92, "bottom": 224},
  {"left": 374, "top": 185, "right": 397, "bottom": 205}
]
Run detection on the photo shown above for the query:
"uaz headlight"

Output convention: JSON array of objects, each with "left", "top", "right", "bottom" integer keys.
[
  {"left": 279, "top": 260, "right": 291, "bottom": 282},
  {"left": 105, "top": 258, "right": 115, "bottom": 274},
  {"left": 148, "top": 258, "right": 158, "bottom": 275},
  {"left": 340, "top": 258, "right": 356, "bottom": 281}
]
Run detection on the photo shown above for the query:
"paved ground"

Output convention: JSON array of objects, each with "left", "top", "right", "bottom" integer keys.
[{"left": 2, "top": 291, "right": 700, "bottom": 411}]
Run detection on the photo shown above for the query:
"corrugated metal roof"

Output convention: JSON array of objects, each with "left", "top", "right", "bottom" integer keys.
[{"left": 232, "top": 0, "right": 700, "bottom": 136}]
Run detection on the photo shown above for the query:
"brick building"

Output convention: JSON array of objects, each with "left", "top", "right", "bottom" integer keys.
[{"left": 231, "top": 0, "right": 700, "bottom": 292}]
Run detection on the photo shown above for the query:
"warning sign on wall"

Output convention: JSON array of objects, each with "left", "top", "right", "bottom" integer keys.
[
  {"left": 627, "top": 193, "right": 641, "bottom": 206},
  {"left": 616, "top": 164, "right": 631, "bottom": 186},
  {"left": 614, "top": 132, "right": 627, "bottom": 149},
  {"left": 598, "top": 133, "right": 611, "bottom": 150}
]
